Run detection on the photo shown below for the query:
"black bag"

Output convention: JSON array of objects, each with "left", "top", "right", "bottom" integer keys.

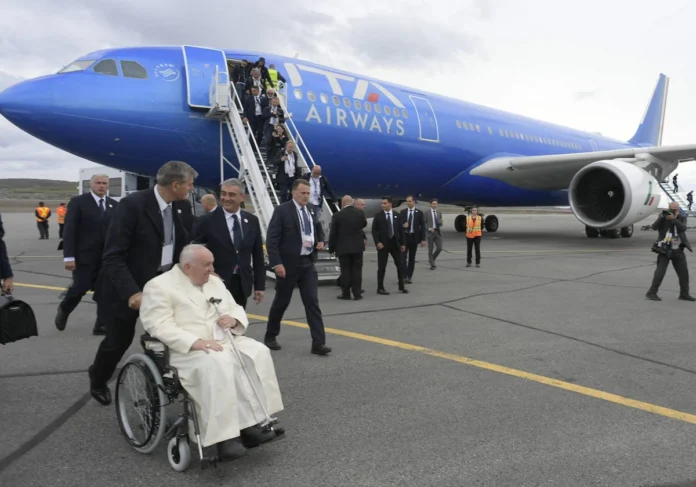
[{"left": 0, "top": 293, "right": 38, "bottom": 345}]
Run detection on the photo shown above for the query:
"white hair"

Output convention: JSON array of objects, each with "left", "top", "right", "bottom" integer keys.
[
  {"left": 90, "top": 174, "right": 110, "bottom": 181},
  {"left": 179, "top": 244, "right": 209, "bottom": 266}
]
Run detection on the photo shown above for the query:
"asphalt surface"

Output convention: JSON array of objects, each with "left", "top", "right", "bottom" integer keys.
[{"left": 2, "top": 211, "right": 696, "bottom": 487}]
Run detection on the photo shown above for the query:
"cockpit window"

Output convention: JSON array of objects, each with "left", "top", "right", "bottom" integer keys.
[
  {"left": 58, "top": 60, "right": 96, "bottom": 73},
  {"left": 120, "top": 61, "right": 148, "bottom": 79},
  {"left": 93, "top": 59, "right": 118, "bottom": 76}
]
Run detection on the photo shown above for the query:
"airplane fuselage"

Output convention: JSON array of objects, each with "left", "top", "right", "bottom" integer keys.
[{"left": 0, "top": 46, "right": 638, "bottom": 207}]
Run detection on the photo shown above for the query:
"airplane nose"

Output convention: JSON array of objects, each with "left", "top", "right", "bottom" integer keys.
[{"left": 0, "top": 76, "right": 55, "bottom": 131}]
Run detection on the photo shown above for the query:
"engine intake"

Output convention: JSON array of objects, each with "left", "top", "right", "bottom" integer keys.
[{"left": 568, "top": 159, "right": 660, "bottom": 230}]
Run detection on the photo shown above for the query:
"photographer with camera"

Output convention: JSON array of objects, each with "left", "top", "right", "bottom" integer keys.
[{"left": 646, "top": 201, "right": 695, "bottom": 301}]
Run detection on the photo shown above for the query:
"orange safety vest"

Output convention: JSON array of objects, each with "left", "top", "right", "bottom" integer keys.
[
  {"left": 36, "top": 206, "right": 50, "bottom": 222},
  {"left": 57, "top": 206, "right": 67, "bottom": 224},
  {"left": 466, "top": 215, "right": 482, "bottom": 238}
]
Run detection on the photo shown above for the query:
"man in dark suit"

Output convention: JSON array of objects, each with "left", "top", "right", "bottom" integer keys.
[
  {"left": 88, "top": 161, "right": 197, "bottom": 406},
  {"left": 329, "top": 195, "right": 367, "bottom": 300},
  {"left": 55, "top": 174, "right": 118, "bottom": 335},
  {"left": 264, "top": 178, "right": 331, "bottom": 355},
  {"left": 646, "top": 201, "right": 695, "bottom": 302},
  {"left": 192, "top": 178, "right": 265, "bottom": 309},
  {"left": 242, "top": 86, "right": 268, "bottom": 147},
  {"left": 399, "top": 195, "right": 426, "bottom": 284},
  {"left": 372, "top": 196, "right": 408, "bottom": 295},
  {"left": 0, "top": 213, "right": 13, "bottom": 294}
]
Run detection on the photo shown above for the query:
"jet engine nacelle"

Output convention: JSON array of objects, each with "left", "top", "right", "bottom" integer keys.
[{"left": 568, "top": 159, "right": 661, "bottom": 230}]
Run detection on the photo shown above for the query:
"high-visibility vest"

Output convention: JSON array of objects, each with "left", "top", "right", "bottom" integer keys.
[
  {"left": 466, "top": 215, "right": 482, "bottom": 238},
  {"left": 268, "top": 68, "right": 280, "bottom": 88},
  {"left": 57, "top": 206, "right": 66, "bottom": 224},
  {"left": 36, "top": 207, "right": 50, "bottom": 222}
]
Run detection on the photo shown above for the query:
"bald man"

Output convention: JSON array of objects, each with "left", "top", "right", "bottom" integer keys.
[
  {"left": 328, "top": 195, "right": 367, "bottom": 300},
  {"left": 201, "top": 194, "right": 218, "bottom": 213}
]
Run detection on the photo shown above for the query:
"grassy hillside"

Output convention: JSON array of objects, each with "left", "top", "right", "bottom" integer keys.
[{"left": 0, "top": 178, "right": 77, "bottom": 200}]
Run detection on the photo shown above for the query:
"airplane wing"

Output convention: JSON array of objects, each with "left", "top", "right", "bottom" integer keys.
[{"left": 469, "top": 144, "right": 696, "bottom": 191}]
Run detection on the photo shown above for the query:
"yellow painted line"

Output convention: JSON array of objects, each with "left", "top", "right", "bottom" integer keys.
[{"left": 13, "top": 281, "right": 696, "bottom": 425}]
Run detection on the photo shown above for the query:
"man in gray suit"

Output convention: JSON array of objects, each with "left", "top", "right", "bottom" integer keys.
[{"left": 423, "top": 198, "right": 443, "bottom": 269}]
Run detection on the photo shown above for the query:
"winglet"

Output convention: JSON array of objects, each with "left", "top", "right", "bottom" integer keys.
[{"left": 628, "top": 73, "right": 669, "bottom": 147}]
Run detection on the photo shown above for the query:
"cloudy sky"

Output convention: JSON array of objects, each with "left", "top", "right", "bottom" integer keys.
[{"left": 2, "top": 0, "right": 696, "bottom": 191}]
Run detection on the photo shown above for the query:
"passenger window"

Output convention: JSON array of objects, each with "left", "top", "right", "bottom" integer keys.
[
  {"left": 320, "top": 93, "right": 328, "bottom": 104},
  {"left": 402, "top": 109, "right": 408, "bottom": 118},
  {"left": 332, "top": 95, "right": 340, "bottom": 106},
  {"left": 354, "top": 100, "right": 361, "bottom": 110},
  {"left": 375, "top": 104, "right": 382, "bottom": 114},
  {"left": 343, "top": 98, "right": 350, "bottom": 108},
  {"left": 365, "top": 102, "right": 372, "bottom": 112},
  {"left": 456, "top": 120, "right": 462, "bottom": 128},
  {"left": 384, "top": 106, "right": 391, "bottom": 115},
  {"left": 294, "top": 89, "right": 303, "bottom": 100},
  {"left": 120, "top": 61, "right": 147, "bottom": 79},
  {"left": 393, "top": 107, "right": 400, "bottom": 117},
  {"left": 308, "top": 91, "right": 316, "bottom": 102},
  {"left": 93, "top": 59, "right": 118, "bottom": 76}
]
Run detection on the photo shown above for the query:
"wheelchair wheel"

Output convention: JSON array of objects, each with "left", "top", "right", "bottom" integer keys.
[
  {"left": 167, "top": 436, "right": 191, "bottom": 472},
  {"left": 115, "top": 353, "right": 168, "bottom": 454}
]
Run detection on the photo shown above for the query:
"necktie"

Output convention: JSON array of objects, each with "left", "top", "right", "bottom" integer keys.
[
  {"left": 301, "top": 206, "right": 311, "bottom": 235},
  {"left": 162, "top": 205, "right": 173, "bottom": 245},
  {"left": 232, "top": 214, "right": 243, "bottom": 247},
  {"left": 98, "top": 199, "right": 105, "bottom": 216},
  {"left": 387, "top": 212, "right": 393, "bottom": 238},
  {"left": 408, "top": 210, "right": 413, "bottom": 233},
  {"left": 433, "top": 211, "right": 439, "bottom": 229}
]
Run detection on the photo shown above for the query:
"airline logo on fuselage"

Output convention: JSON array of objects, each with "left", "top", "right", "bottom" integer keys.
[{"left": 284, "top": 62, "right": 405, "bottom": 137}]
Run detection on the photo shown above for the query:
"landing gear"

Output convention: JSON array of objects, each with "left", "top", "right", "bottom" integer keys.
[
  {"left": 455, "top": 215, "right": 466, "bottom": 232},
  {"left": 454, "top": 213, "right": 499, "bottom": 233},
  {"left": 585, "top": 224, "right": 633, "bottom": 238}
]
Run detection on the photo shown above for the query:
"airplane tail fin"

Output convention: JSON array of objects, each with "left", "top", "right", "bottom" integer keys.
[{"left": 628, "top": 73, "right": 669, "bottom": 147}]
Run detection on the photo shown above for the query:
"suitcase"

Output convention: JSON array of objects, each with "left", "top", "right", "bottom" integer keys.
[{"left": 0, "top": 292, "right": 38, "bottom": 345}]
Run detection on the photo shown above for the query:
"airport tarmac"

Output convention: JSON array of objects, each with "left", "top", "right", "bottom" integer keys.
[{"left": 2, "top": 211, "right": 696, "bottom": 487}]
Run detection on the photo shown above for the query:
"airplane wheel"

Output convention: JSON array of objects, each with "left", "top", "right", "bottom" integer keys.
[
  {"left": 606, "top": 228, "right": 620, "bottom": 238},
  {"left": 585, "top": 226, "right": 599, "bottom": 238},
  {"left": 454, "top": 215, "right": 466, "bottom": 232},
  {"left": 620, "top": 225, "right": 633, "bottom": 238},
  {"left": 484, "top": 215, "right": 498, "bottom": 232}
]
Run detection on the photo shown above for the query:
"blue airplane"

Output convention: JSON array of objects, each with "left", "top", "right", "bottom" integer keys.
[{"left": 1, "top": 45, "right": 694, "bottom": 238}]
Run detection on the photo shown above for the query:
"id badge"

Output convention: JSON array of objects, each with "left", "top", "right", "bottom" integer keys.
[{"left": 303, "top": 234, "right": 314, "bottom": 249}]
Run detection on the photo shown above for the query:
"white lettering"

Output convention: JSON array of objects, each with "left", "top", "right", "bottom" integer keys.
[
  {"left": 294, "top": 64, "right": 354, "bottom": 96},
  {"left": 284, "top": 62, "right": 303, "bottom": 87},
  {"left": 336, "top": 108, "right": 348, "bottom": 128},
  {"left": 303, "top": 104, "right": 405, "bottom": 137},
  {"left": 382, "top": 117, "right": 393, "bottom": 134},
  {"left": 351, "top": 111, "right": 369, "bottom": 129},
  {"left": 305, "top": 104, "right": 322, "bottom": 123},
  {"left": 369, "top": 116, "right": 382, "bottom": 132},
  {"left": 396, "top": 119, "right": 405, "bottom": 136},
  {"left": 325, "top": 105, "right": 331, "bottom": 124}
]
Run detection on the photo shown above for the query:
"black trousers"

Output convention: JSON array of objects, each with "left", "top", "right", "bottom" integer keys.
[
  {"left": 377, "top": 238, "right": 405, "bottom": 290},
  {"left": 90, "top": 299, "right": 139, "bottom": 388},
  {"left": 227, "top": 274, "right": 247, "bottom": 309},
  {"left": 338, "top": 252, "right": 363, "bottom": 297},
  {"left": 266, "top": 256, "right": 326, "bottom": 345},
  {"left": 404, "top": 234, "right": 419, "bottom": 279},
  {"left": 648, "top": 248, "right": 689, "bottom": 296},
  {"left": 59, "top": 223, "right": 64, "bottom": 239},
  {"left": 37, "top": 221, "right": 48, "bottom": 238},
  {"left": 60, "top": 264, "right": 102, "bottom": 319},
  {"left": 248, "top": 119, "right": 264, "bottom": 147},
  {"left": 467, "top": 236, "right": 481, "bottom": 264}
]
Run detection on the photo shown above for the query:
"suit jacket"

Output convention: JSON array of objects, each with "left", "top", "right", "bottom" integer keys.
[
  {"left": 423, "top": 208, "right": 444, "bottom": 234},
  {"left": 62, "top": 192, "right": 119, "bottom": 266},
  {"left": 192, "top": 207, "right": 266, "bottom": 298},
  {"left": 266, "top": 200, "right": 325, "bottom": 271},
  {"left": 94, "top": 187, "right": 194, "bottom": 304},
  {"left": 0, "top": 213, "right": 12, "bottom": 279},
  {"left": 242, "top": 94, "right": 268, "bottom": 122},
  {"left": 372, "top": 210, "right": 405, "bottom": 248},
  {"left": 400, "top": 207, "right": 427, "bottom": 242},
  {"left": 301, "top": 173, "right": 336, "bottom": 204},
  {"left": 328, "top": 205, "right": 367, "bottom": 256},
  {"left": 652, "top": 212, "right": 692, "bottom": 252}
]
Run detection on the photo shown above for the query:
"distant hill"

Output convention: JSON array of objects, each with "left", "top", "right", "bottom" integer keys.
[{"left": 0, "top": 178, "right": 77, "bottom": 200}]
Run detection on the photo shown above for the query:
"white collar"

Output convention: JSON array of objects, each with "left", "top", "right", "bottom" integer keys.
[
  {"left": 223, "top": 207, "right": 242, "bottom": 219},
  {"left": 293, "top": 199, "right": 307, "bottom": 212},
  {"left": 154, "top": 186, "right": 171, "bottom": 212},
  {"left": 90, "top": 192, "right": 105, "bottom": 205}
]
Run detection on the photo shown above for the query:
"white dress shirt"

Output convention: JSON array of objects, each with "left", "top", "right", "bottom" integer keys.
[
  {"left": 154, "top": 186, "right": 174, "bottom": 266},
  {"left": 294, "top": 199, "right": 315, "bottom": 256}
]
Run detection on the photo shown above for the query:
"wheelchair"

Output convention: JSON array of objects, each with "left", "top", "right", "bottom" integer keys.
[{"left": 114, "top": 333, "right": 284, "bottom": 472}]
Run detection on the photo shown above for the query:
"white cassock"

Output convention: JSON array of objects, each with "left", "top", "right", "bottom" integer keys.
[{"left": 139, "top": 265, "right": 284, "bottom": 448}]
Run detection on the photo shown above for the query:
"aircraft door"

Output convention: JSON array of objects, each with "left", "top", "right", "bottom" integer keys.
[
  {"left": 409, "top": 95, "right": 439, "bottom": 142},
  {"left": 181, "top": 46, "right": 230, "bottom": 109}
]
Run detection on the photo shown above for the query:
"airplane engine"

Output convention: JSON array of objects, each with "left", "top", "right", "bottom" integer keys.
[{"left": 568, "top": 159, "right": 661, "bottom": 233}]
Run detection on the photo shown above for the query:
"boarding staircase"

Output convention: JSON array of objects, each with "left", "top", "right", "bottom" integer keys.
[
  {"left": 658, "top": 181, "right": 696, "bottom": 218},
  {"left": 203, "top": 65, "right": 340, "bottom": 281}
]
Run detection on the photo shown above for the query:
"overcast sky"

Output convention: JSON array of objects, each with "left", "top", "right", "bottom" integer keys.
[{"left": 1, "top": 0, "right": 696, "bottom": 193}]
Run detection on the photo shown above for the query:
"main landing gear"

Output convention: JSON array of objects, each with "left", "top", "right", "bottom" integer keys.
[
  {"left": 455, "top": 213, "right": 498, "bottom": 233},
  {"left": 585, "top": 224, "right": 633, "bottom": 238}
]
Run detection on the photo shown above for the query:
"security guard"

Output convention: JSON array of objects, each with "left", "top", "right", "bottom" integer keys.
[
  {"left": 35, "top": 201, "right": 51, "bottom": 239},
  {"left": 466, "top": 207, "right": 482, "bottom": 267},
  {"left": 56, "top": 202, "right": 67, "bottom": 239},
  {"left": 267, "top": 63, "right": 286, "bottom": 90}
]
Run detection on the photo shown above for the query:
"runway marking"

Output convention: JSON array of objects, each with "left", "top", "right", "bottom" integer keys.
[
  {"left": 12, "top": 281, "right": 696, "bottom": 426},
  {"left": 9, "top": 255, "right": 62, "bottom": 258},
  {"left": 363, "top": 248, "right": 641, "bottom": 255}
]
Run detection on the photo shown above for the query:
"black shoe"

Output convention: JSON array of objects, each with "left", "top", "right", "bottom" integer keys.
[
  {"left": 216, "top": 438, "right": 248, "bottom": 461},
  {"left": 399, "top": 288, "right": 409, "bottom": 293},
  {"left": 430, "top": 265, "right": 436, "bottom": 270},
  {"left": 679, "top": 295, "right": 696, "bottom": 301},
  {"left": 646, "top": 293, "right": 661, "bottom": 301},
  {"left": 240, "top": 425, "right": 278, "bottom": 448},
  {"left": 405, "top": 278, "right": 412, "bottom": 284},
  {"left": 88, "top": 366, "right": 111, "bottom": 405},
  {"left": 55, "top": 306, "right": 69, "bottom": 331},
  {"left": 466, "top": 263, "right": 471, "bottom": 267},
  {"left": 377, "top": 289, "right": 390, "bottom": 295},
  {"left": 311, "top": 344, "right": 332, "bottom": 355},
  {"left": 476, "top": 264, "right": 480, "bottom": 268},
  {"left": 353, "top": 295, "right": 363, "bottom": 300},
  {"left": 264, "top": 339, "right": 281, "bottom": 350},
  {"left": 337, "top": 294, "right": 351, "bottom": 300},
  {"left": 92, "top": 323, "right": 106, "bottom": 335}
]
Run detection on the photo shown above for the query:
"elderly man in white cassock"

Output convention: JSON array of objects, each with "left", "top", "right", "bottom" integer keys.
[{"left": 139, "top": 243, "right": 284, "bottom": 461}]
